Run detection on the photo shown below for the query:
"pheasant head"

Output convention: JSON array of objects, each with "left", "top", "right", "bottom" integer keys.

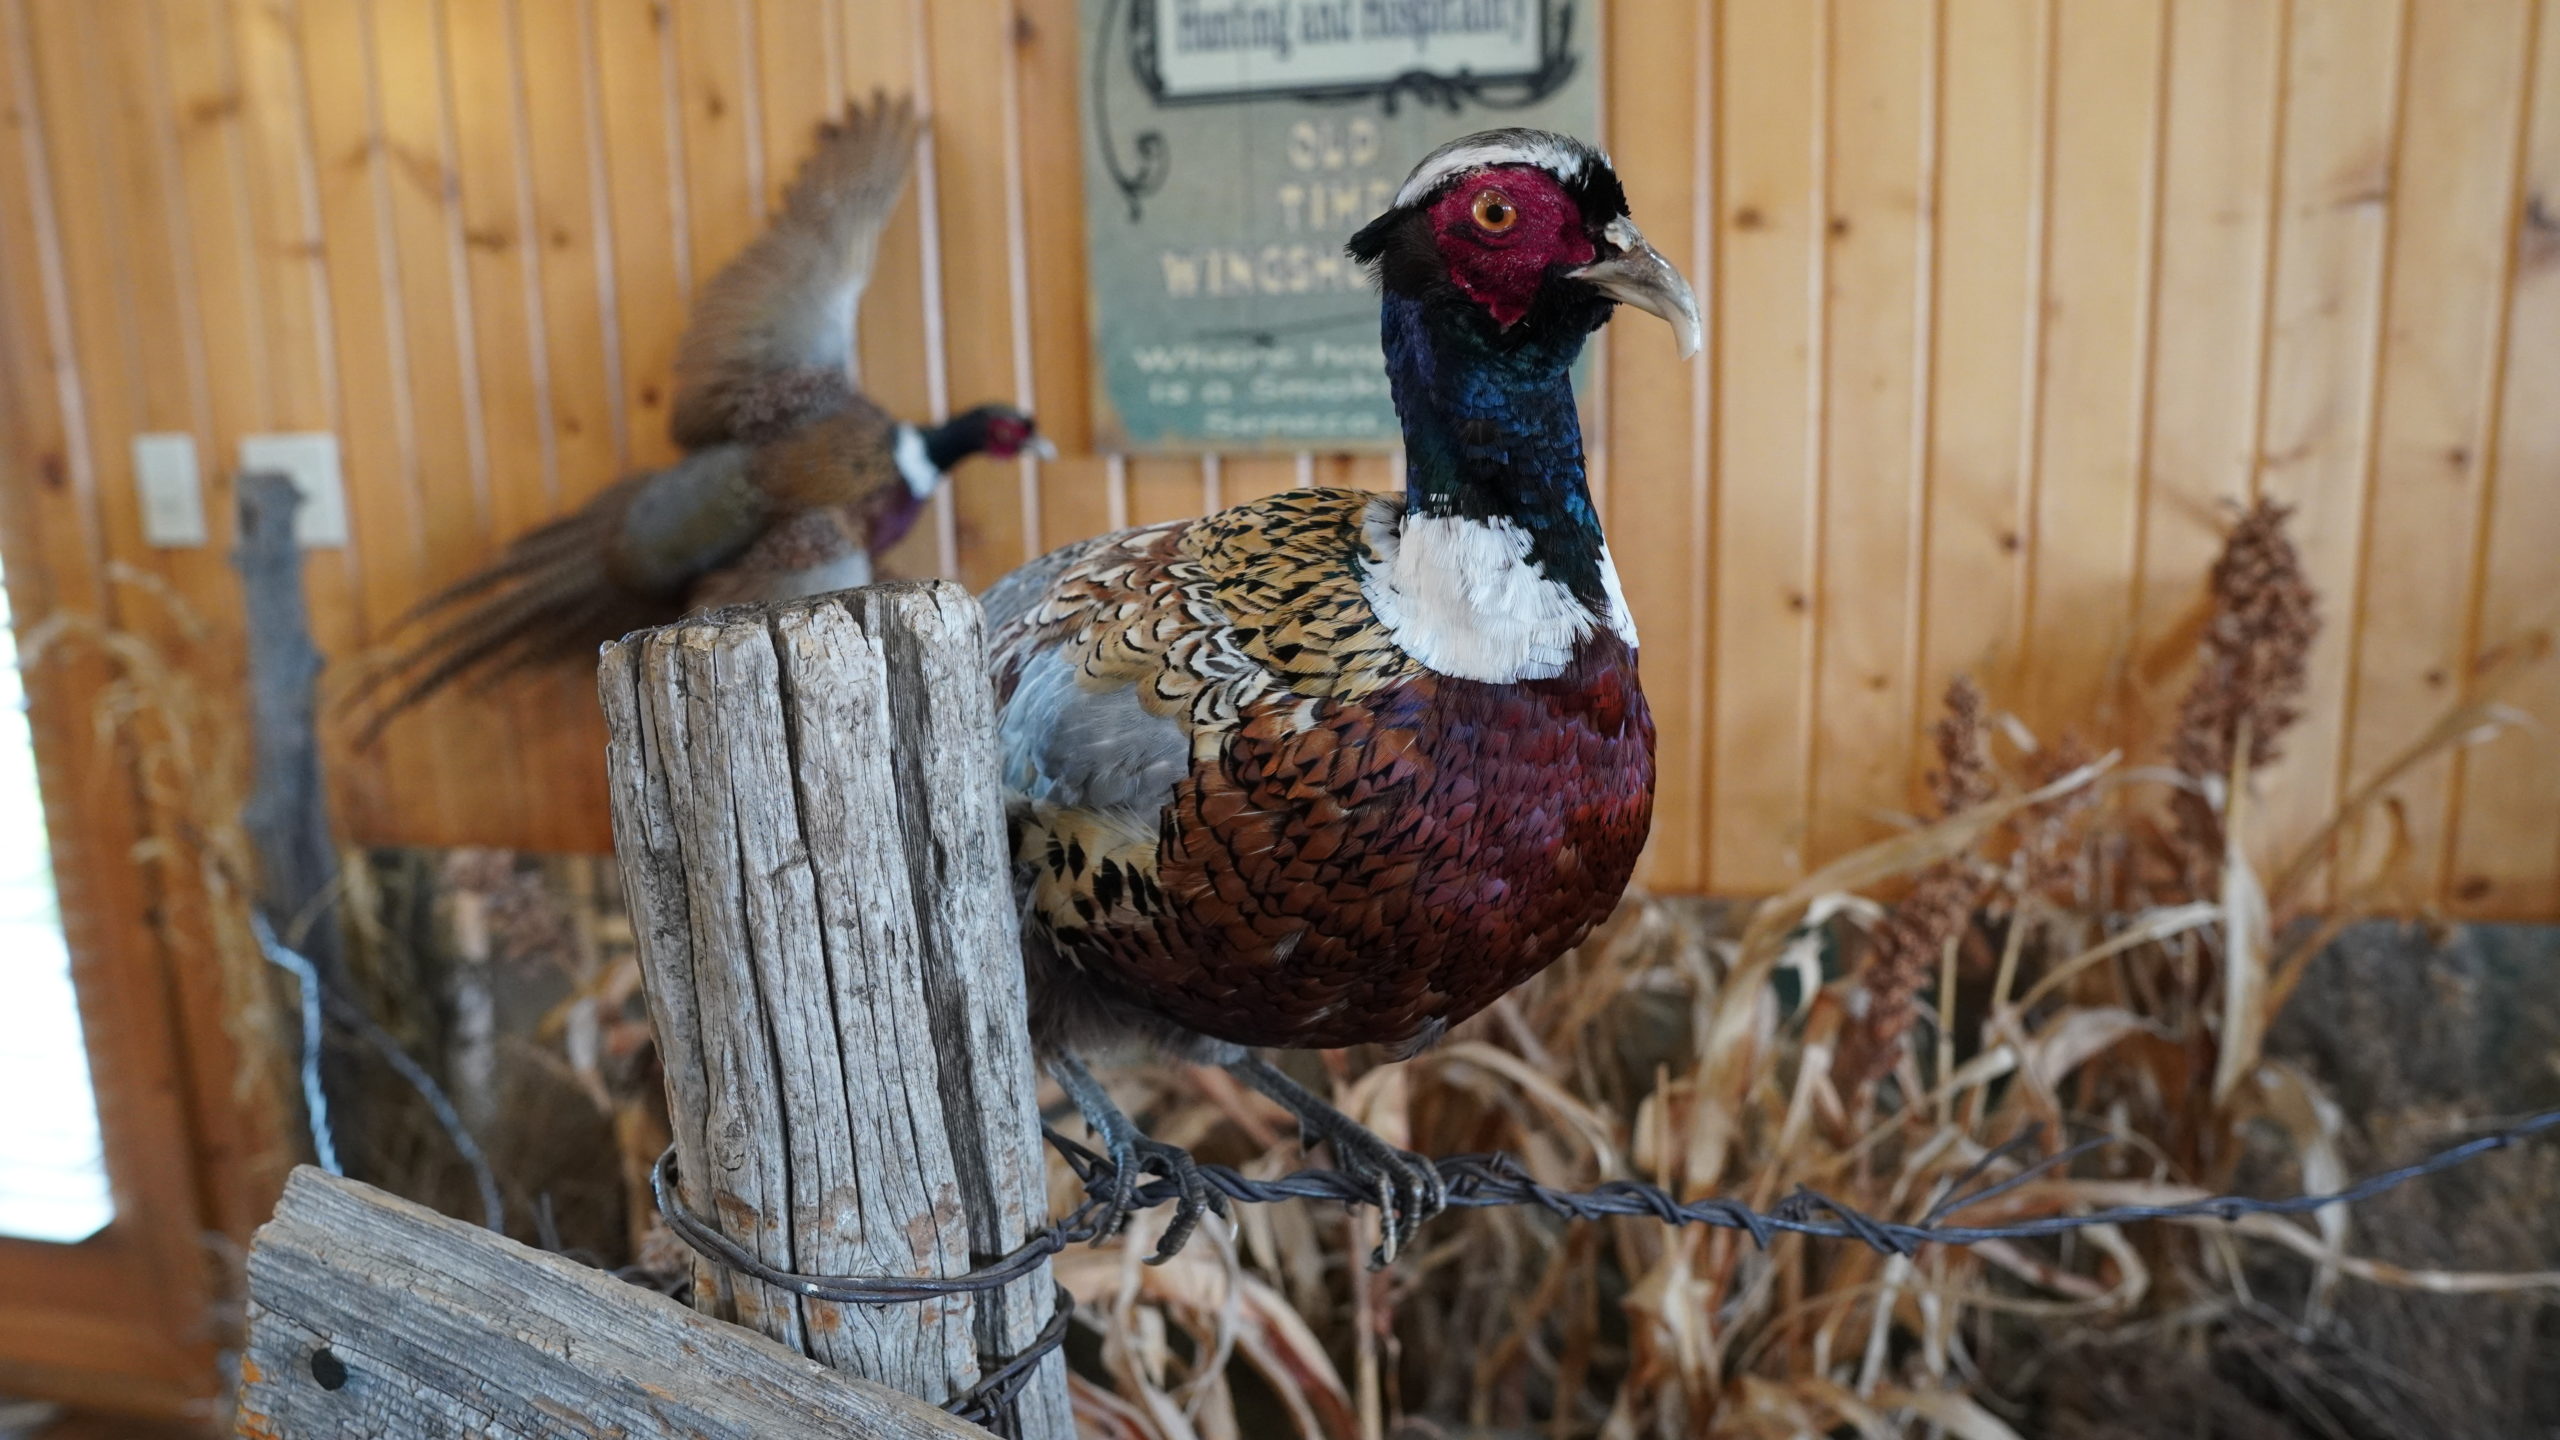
[{"left": 1347, "top": 129, "right": 1700, "bottom": 360}]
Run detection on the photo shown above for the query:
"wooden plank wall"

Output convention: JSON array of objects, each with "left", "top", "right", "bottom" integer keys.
[{"left": 1, "top": 0, "right": 2555, "bottom": 919}]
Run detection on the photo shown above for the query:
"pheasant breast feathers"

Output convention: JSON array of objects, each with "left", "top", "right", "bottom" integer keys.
[{"left": 993, "top": 487, "right": 1655, "bottom": 1052}]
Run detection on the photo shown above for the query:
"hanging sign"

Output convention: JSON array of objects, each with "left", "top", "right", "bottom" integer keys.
[{"left": 1080, "top": 0, "right": 1601, "bottom": 452}]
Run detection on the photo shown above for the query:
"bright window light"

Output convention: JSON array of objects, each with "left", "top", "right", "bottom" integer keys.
[{"left": 0, "top": 560, "right": 113, "bottom": 1243}]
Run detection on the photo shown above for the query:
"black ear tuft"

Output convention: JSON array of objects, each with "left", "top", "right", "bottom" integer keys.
[
  {"left": 1567, "top": 163, "right": 1629, "bottom": 231},
  {"left": 1345, "top": 207, "right": 1404, "bottom": 265}
]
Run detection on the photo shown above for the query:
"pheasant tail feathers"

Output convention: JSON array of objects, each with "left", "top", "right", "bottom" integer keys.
[{"left": 338, "top": 478, "right": 670, "bottom": 748}]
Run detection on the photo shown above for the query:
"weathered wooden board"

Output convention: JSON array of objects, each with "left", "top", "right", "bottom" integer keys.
[{"left": 234, "top": 1166, "right": 984, "bottom": 1440}]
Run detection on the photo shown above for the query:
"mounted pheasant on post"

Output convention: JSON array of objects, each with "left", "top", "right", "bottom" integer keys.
[
  {"left": 989, "top": 130, "right": 1699, "bottom": 1264},
  {"left": 346, "top": 94, "right": 1048, "bottom": 743}
]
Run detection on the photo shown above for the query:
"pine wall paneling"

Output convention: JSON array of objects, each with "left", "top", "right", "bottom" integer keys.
[
  {"left": 2456, "top": 7, "right": 2560, "bottom": 916},
  {"left": 2345, "top": 0, "right": 2537, "bottom": 910},
  {"left": 2251, "top": 0, "right": 2402, "bottom": 902},
  {"left": 1709, "top": 0, "right": 1822, "bottom": 891},
  {"left": 0, "top": 0, "right": 2552, "bottom": 920},
  {"left": 0, "top": 0, "right": 281, "bottom": 1410},
  {"left": 1602, "top": 0, "right": 1707, "bottom": 890}
]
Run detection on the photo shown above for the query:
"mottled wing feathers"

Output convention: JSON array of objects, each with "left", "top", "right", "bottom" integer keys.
[
  {"left": 741, "top": 394, "right": 903, "bottom": 509},
  {"left": 669, "top": 92, "right": 919, "bottom": 447},
  {"left": 993, "top": 488, "right": 1652, "bottom": 1052},
  {"left": 1190, "top": 491, "right": 1417, "bottom": 700},
  {"left": 607, "top": 446, "right": 776, "bottom": 594},
  {"left": 984, "top": 527, "right": 1136, "bottom": 639},
  {"left": 687, "top": 506, "right": 871, "bottom": 611},
  {"left": 344, "top": 448, "right": 771, "bottom": 742},
  {"left": 989, "top": 488, "right": 1411, "bottom": 941},
  {"left": 1000, "top": 646, "right": 1193, "bottom": 814},
  {"left": 993, "top": 489, "right": 1419, "bottom": 717}
]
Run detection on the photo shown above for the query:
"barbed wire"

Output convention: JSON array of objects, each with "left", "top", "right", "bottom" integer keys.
[
  {"left": 651, "top": 1105, "right": 2560, "bottom": 1430},
  {"left": 257, "top": 916, "right": 507, "bottom": 1232}
]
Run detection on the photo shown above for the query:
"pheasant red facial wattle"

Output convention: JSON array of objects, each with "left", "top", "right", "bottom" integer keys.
[
  {"left": 1425, "top": 165, "right": 1595, "bottom": 328},
  {"left": 987, "top": 127, "right": 1701, "bottom": 1264}
]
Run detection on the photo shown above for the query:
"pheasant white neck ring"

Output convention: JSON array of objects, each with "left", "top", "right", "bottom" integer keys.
[
  {"left": 1360, "top": 502, "right": 1639, "bottom": 684},
  {"left": 892, "top": 424, "right": 940, "bottom": 499}
]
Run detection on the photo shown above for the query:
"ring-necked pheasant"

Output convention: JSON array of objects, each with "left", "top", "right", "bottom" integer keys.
[
  {"left": 347, "top": 93, "right": 1047, "bottom": 742},
  {"left": 987, "top": 129, "right": 1699, "bottom": 1263}
]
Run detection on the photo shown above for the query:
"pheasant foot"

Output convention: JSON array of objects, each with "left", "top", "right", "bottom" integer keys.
[
  {"left": 1227, "top": 1055, "right": 1447, "bottom": 1266},
  {"left": 1050, "top": 1050, "right": 1226, "bottom": 1262}
]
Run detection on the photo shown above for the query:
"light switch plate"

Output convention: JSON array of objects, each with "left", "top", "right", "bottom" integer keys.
[
  {"left": 239, "top": 432, "right": 348, "bottom": 547},
  {"left": 132, "top": 433, "right": 206, "bottom": 547}
]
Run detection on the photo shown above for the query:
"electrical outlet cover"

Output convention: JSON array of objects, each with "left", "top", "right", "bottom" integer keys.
[
  {"left": 132, "top": 432, "right": 207, "bottom": 547},
  {"left": 239, "top": 432, "right": 348, "bottom": 547}
]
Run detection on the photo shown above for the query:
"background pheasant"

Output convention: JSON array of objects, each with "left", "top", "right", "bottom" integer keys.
[
  {"left": 347, "top": 93, "right": 1046, "bottom": 742},
  {"left": 986, "top": 129, "right": 1700, "bottom": 1262}
]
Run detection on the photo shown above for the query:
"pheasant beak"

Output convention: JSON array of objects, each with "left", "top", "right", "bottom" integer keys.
[
  {"left": 1571, "top": 217, "right": 1701, "bottom": 359},
  {"left": 1028, "top": 433, "right": 1059, "bottom": 461}
]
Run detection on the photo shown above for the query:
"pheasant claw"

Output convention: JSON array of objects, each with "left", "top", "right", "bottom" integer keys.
[
  {"left": 1051, "top": 1049, "right": 1225, "bottom": 1263},
  {"left": 1226, "top": 1055, "right": 1447, "bottom": 1268}
]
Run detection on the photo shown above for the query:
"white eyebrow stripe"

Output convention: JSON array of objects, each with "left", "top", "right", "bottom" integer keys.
[{"left": 1391, "top": 137, "right": 1600, "bottom": 208}]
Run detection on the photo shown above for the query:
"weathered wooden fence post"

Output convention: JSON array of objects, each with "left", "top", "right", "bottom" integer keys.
[
  {"left": 237, "top": 471, "right": 358, "bottom": 1146},
  {"left": 596, "top": 581, "right": 1073, "bottom": 1438}
]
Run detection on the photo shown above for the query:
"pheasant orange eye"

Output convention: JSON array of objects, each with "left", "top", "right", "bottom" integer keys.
[{"left": 1470, "top": 189, "right": 1518, "bottom": 233}]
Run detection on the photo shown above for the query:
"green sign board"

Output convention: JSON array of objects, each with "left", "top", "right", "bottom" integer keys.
[{"left": 1080, "top": 0, "right": 1602, "bottom": 452}]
